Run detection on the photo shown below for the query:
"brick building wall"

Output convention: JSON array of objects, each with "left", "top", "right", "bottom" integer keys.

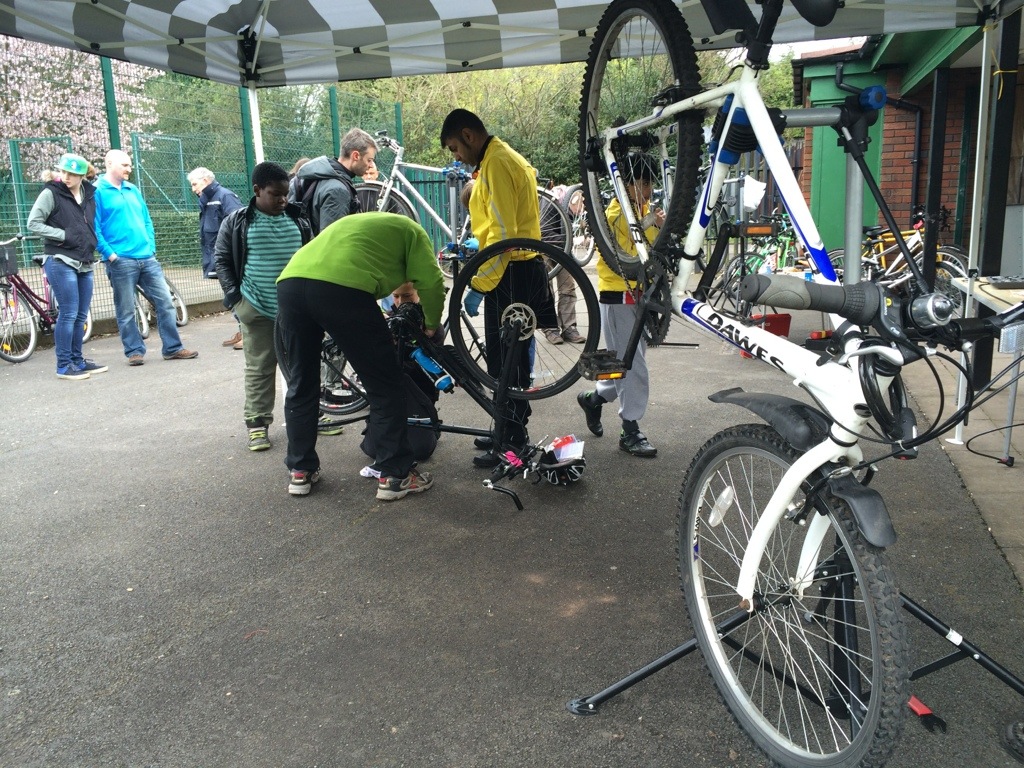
[{"left": 799, "top": 67, "right": 987, "bottom": 250}]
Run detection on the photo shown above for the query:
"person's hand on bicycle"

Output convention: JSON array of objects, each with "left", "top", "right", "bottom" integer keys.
[{"left": 464, "top": 288, "right": 484, "bottom": 317}]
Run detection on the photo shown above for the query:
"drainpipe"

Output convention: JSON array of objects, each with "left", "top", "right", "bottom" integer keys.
[{"left": 836, "top": 62, "right": 922, "bottom": 220}]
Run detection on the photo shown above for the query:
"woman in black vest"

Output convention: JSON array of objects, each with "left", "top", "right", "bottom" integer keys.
[{"left": 27, "top": 153, "right": 105, "bottom": 380}]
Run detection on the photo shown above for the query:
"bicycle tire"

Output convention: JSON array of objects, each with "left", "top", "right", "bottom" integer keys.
[
  {"left": 320, "top": 342, "right": 369, "bottom": 416},
  {"left": 0, "top": 281, "right": 37, "bottom": 363},
  {"left": 538, "top": 188, "right": 572, "bottom": 255},
  {"left": 562, "top": 184, "right": 596, "bottom": 268},
  {"left": 921, "top": 247, "right": 968, "bottom": 319},
  {"left": 165, "top": 277, "right": 189, "bottom": 326},
  {"left": 579, "top": 0, "right": 703, "bottom": 281},
  {"left": 447, "top": 238, "right": 599, "bottom": 400},
  {"left": 678, "top": 424, "right": 908, "bottom": 768},
  {"left": 134, "top": 293, "right": 150, "bottom": 339},
  {"left": 355, "top": 181, "right": 418, "bottom": 221}
]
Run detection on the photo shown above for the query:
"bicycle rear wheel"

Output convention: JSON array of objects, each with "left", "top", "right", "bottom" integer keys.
[
  {"left": 579, "top": 0, "right": 703, "bottom": 281},
  {"left": 165, "top": 277, "right": 189, "bottom": 326},
  {"left": 355, "top": 181, "right": 418, "bottom": 221},
  {"left": 448, "top": 238, "right": 599, "bottom": 400},
  {"left": 134, "top": 293, "right": 150, "bottom": 339},
  {"left": 678, "top": 424, "right": 908, "bottom": 768},
  {"left": 0, "top": 282, "right": 37, "bottom": 363},
  {"left": 320, "top": 339, "right": 369, "bottom": 416}
]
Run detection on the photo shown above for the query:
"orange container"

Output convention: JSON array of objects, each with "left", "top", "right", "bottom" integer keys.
[{"left": 740, "top": 313, "right": 792, "bottom": 358}]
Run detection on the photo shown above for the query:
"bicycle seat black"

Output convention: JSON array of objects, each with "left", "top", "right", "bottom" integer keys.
[
  {"left": 791, "top": 0, "right": 839, "bottom": 26},
  {"left": 862, "top": 225, "right": 887, "bottom": 238}
]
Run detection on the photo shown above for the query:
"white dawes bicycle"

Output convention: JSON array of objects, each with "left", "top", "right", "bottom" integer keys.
[{"left": 575, "top": 0, "right": 1024, "bottom": 766}]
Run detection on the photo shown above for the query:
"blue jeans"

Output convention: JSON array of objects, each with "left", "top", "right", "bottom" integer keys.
[
  {"left": 44, "top": 257, "right": 93, "bottom": 370},
  {"left": 105, "top": 256, "right": 183, "bottom": 358}
]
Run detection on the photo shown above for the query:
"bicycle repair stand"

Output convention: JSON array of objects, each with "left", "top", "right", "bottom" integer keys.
[{"left": 567, "top": 591, "right": 1024, "bottom": 731}]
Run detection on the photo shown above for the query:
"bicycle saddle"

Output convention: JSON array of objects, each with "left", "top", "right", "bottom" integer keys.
[{"left": 791, "top": 0, "right": 839, "bottom": 27}]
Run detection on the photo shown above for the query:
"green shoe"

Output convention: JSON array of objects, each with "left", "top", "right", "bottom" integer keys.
[{"left": 317, "top": 415, "right": 344, "bottom": 436}]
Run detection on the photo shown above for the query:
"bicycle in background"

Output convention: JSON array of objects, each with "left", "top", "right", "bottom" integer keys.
[{"left": 0, "top": 234, "right": 93, "bottom": 363}]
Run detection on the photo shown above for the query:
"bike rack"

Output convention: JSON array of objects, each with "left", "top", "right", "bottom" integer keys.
[{"left": 567, "top": 591, "right": 1024, "bottom": 724}]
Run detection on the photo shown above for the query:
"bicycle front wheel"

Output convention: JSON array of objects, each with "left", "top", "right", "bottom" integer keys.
[
  {"left": 320, "top": 341, "right": 368, "bottom": 416},
  {"left": 355, "top": 181, "right": 418, "bottom": 221},
  {"left": 0, "top": 282, "right": 37, "bottom": 363},
  {"left": 579, "top": 0, "right": 703, "bottom": 281},
  {"left": 678, "top": 424, "right": 908, "bottom": 768},
  {"left": 448, "top": 238, "right": 599, "bottom": 400}
]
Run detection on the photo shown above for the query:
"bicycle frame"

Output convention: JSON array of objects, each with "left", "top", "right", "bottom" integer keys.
[
  {"left": 373, "top": 135, "right": 469, "bottom": 243},
  {"left": 595, "top": 26, "right": 902, "bottom": 611}
]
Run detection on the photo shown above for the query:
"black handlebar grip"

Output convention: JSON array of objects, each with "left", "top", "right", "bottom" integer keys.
[{"left": 739, "top": 274, "right": 881, "bottom": 327}]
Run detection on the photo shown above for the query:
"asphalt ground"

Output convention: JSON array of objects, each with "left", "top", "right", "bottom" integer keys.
[{"left": 2, "top": 306, "right": 1024, "bottom": 768}]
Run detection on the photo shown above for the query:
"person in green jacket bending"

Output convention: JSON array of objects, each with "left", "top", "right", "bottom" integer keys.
[{"left": 276, "top": 212, "right": 445, "bottom": 501}]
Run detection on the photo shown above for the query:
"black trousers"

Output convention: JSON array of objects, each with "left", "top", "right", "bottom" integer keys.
[
  {"left": 483, "top": 257, "right": 557, "bottom": 445},
  {"left": 277, "top": 278, "right": 413, "bottom": 478}
]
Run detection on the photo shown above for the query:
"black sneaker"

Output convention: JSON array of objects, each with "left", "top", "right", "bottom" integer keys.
[
  {"left": 473, "top": 435, "right": 494, "bottom": 450},
  {"left": 619, "top": 430, "right": 657, "bottom": 457},
  {"left": 577, "top": 391, "right": 604, "bottom": 437}
]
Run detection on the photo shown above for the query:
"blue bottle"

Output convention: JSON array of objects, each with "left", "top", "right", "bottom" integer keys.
[{"left": 409, "top": 347, "right": 454, "bottom": 393}]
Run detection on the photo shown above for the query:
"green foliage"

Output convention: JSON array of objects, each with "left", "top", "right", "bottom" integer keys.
[{"left": 150, "top": 209, "right": 198, "bottom": 266}]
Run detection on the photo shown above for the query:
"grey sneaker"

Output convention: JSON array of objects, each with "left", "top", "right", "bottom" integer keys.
[
  {"left": 376, "top": 467, "right": 433, "bottom": 501},
  {"left": 248, "top": 426, "right": 271, "bottom": 452},
  {"left": 288, "top": 468, "right": 321, "bottom": 496}
]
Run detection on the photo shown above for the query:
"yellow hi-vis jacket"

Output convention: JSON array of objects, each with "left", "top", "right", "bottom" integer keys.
[
  {"left": 468, "top": 136, "right": 541, "bottom": 293},
  {"left": 596, "top": 197, "right": 657, "bottom": 293}
]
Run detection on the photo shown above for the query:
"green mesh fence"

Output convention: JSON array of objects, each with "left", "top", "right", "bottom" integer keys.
[{"left": 0, "top": 36, "right": 398, "bottom": 331}]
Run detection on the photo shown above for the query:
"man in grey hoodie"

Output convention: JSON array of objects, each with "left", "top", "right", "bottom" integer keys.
[{"left": 291, "top": 128, "right": 378, "bottom": 235}]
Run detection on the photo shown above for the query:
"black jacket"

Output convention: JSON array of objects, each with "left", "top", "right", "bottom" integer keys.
[
  {"left": 41, "top": 180, "right": 97, "bottom": 264},
  {"left": 213, "top": 199, "right": 312, "bottom": 309}
]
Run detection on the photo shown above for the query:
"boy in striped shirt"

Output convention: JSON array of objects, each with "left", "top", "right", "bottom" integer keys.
[{"left": 214, "top": 162, "right": 316, "bottom": 452}]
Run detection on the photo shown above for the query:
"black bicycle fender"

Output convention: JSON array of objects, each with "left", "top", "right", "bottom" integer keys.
[
  {"left": 709, "top": 388, "right": 831, "bottom": 451},
  {"left": 825, "top": 473, "right": 897, "bottom": 548},
  {"left": 708, "top": 388, "right": 896, "bottom": 548}
]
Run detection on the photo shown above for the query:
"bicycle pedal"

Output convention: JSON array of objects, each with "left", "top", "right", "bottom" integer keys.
[{"left": 577, "top": 350, "right": 626, "bottom": 381}]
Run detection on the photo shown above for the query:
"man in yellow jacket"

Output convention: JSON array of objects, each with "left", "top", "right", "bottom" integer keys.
[
  {"left": 577, "top": 153, "right": 660, "bottom": 457},
  {"left": 441, "top": 108, "right": 555, "bottom": 467}
]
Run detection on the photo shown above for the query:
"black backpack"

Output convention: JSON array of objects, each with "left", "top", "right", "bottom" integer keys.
[
  {"left": 359, "top": 372, "right": 440, "bottom": 462},
  {"left": 295, "top": 172, "right": 361, "bottom": 236}
]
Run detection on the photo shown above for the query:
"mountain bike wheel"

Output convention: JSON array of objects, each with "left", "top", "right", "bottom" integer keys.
[
  {"left": 448, "top": 238, "right": 599, "bottom": 400},
  {"left": 0, "top": 282, "right": 37, "bottom": 363},
  {"left": 563, "top": 184, "right": 596, "bottom": 268},
  {"left": 320, "top": 340, "right": 368, "bottom": 416},
  {"left": 134, "top": 293, "right": 150, "bottom": 339},
  {"left": 678, "top": 424, "right": 908, "bottom": 768},
  {"left": 355, "top": 181, "right": 418, "bottom": 221},
  {"left": 165, "top": 278, "right": 189, "bottom": 326},
  {"left": 579, "top": 0, "right": 703, "bottom": 281}
]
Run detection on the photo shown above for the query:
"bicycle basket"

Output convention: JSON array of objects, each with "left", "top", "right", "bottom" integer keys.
[{"left": 0, "top": 244, "right": 17, "bottom": 277}]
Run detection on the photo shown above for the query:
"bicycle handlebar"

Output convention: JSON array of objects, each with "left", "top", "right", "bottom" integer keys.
[{"left": 740, "top": 273, "right": 881, "bottom": 327}]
